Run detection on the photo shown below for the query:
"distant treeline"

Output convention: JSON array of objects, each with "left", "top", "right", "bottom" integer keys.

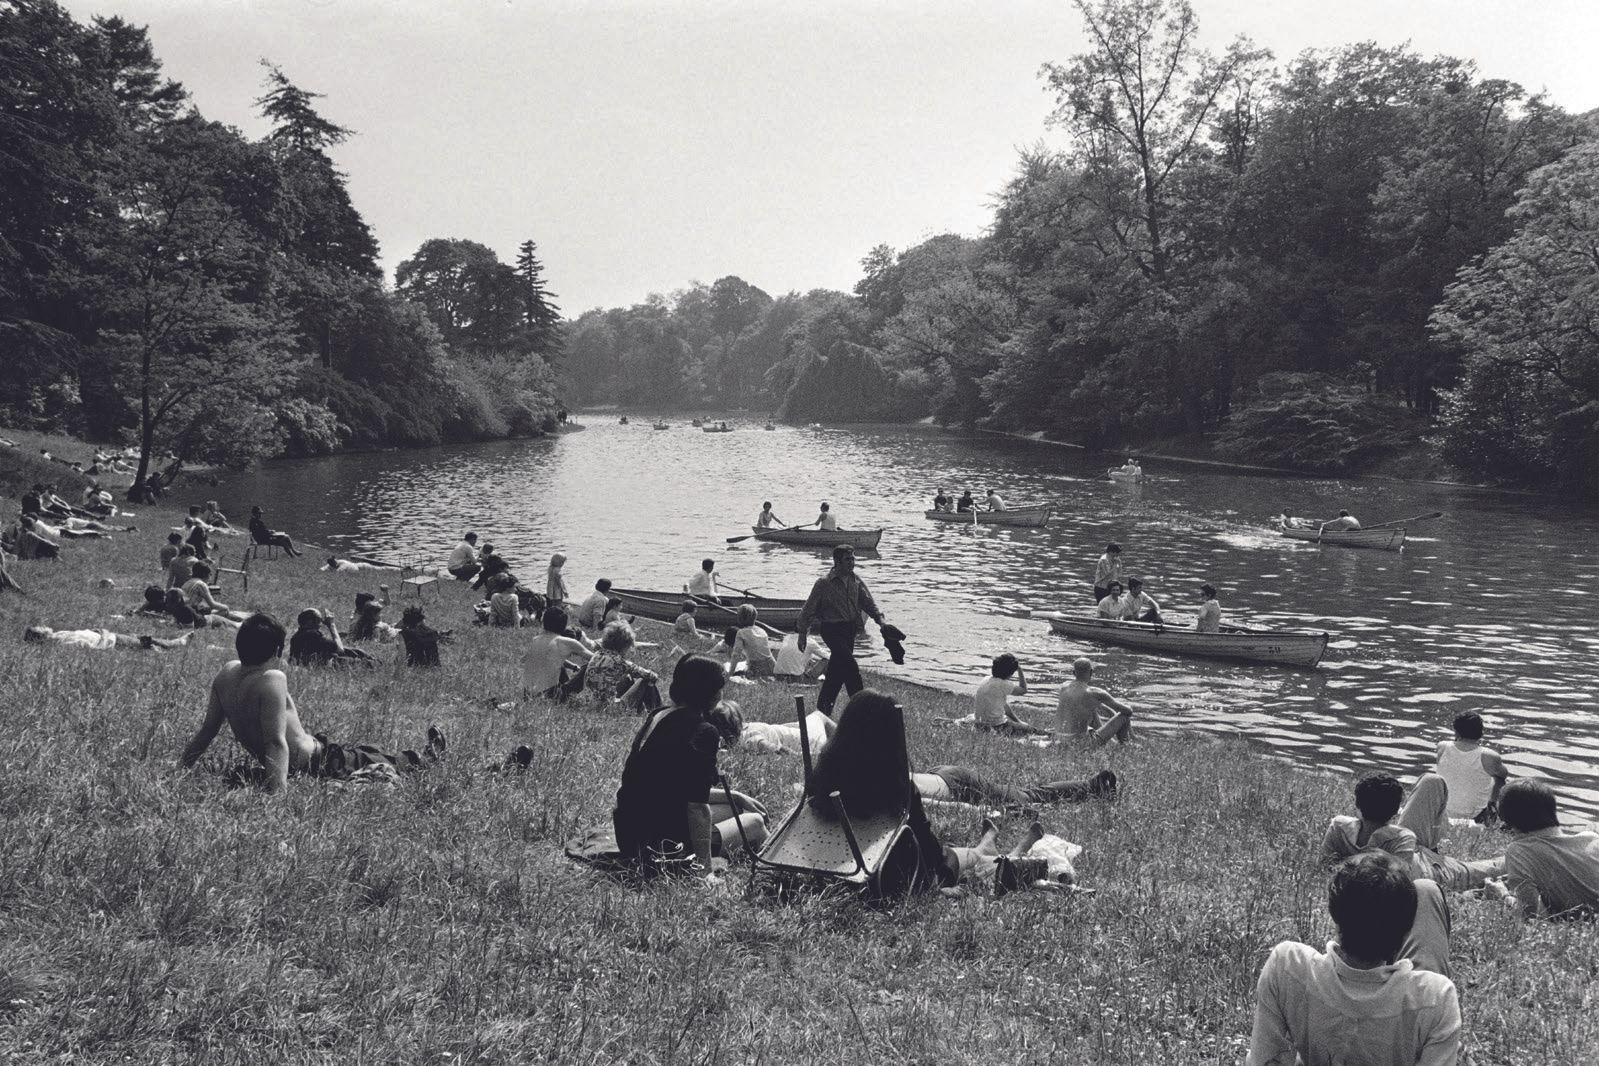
[
  {"left": 1, "top": 2, "right": 563, "bottom": 493},
  {"left": 566, "top": 1, "right": 1599, "bottom": 492}
]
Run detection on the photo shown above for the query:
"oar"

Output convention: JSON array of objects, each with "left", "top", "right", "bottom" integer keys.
[
  {"left": 726, "top": 522, "right": 814, "bottom": 544},
  {"left": 716, "top": 578, "right": 763, "bottom": 599},
  {"left": 688, "top": 593, "right": 784, "bottom": 639},
  {"left": 1366, "top": 511, "right": 1443, "bottom": 530}
]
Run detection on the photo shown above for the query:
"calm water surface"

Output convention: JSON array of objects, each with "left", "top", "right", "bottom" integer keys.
[{"left": 212, "top": 421, "right": 1599, "bottom": 816}]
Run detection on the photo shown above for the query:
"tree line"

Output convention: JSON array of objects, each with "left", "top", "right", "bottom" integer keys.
[
  {"left": 0, "top": 1, "right": 564, "bottom": 493},
  {"left": 565, "top": 0, "right": 1599, "bottom": 493}
]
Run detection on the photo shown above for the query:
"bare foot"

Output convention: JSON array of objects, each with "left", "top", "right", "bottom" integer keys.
[{"left": 1016, "top": 820, "right": 1046, "bottom": 854}]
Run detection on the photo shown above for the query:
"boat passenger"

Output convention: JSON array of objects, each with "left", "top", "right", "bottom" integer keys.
[
  {"left": 1054, "top": 658, "right": 1134, "bottom": 746},
  {"left": 815, "top": 502, "right": 838, "bottom": 531},
  {"left": 1095, "top": 581, "right": 1130, "bottom": 620},
  {"left": 1124, "top": 578, "right": 1162, "bottom": 624},
  {"left": 686, "top": 558, "right": 720, "bottom": 602},
  {"left": 932, "top": 488, "right": 952, "bottom": 513},
  {"left": 956, "top": 491, "right": 975, "bottom": 513},
  {"left": 984, "top": 489, "right": 1006, "bottom": 512},
  {"left": 1093, "top": 542, "right": 1124, "bottom": 602},
  {"left": 756, "top": 502, "right": 784, "bottom": 530},
  {"left": 1322, "top": 510, "right": 1362, "bottom": 531},
  {"left": 1116, "top": 458, "right": 1142, "bottom": 478},
  {"left": 972, "top": 653, "right": 1048, "bottom": 736},
  {"left": 1195, "top": 583, "right": 1221, "bottom": 633},
  {"left": 728, "top": 605, "right": 777, "bottom": 678}
]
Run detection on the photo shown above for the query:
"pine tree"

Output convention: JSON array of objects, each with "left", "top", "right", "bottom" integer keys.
[{"left": 514, "top": 239, "right": 564, "bottom": 359}]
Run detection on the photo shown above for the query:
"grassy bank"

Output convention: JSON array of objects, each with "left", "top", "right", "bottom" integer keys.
[{"left": 1, "top": 463, "right": 1596, "bottom": 1062}]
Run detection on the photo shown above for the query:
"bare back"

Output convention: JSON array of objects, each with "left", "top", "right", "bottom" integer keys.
[
  {"left": 210, "top": 661, "right": 317, "bottom": 770},
  {"left": 1055, "top": 679, "right": 1117, "bottom": 736}
]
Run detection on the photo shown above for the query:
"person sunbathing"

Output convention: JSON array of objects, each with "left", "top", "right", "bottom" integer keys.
[
  {"left": 1054, "top": 657, "right": 1135, "bottom": 746},
  {"left": 611, "top": 654, "right": 767, "bottom": 876},
  {"left": 708, "top": 702, "right": 836, "bottom": 755},
  {"left": 288, "top": 608, "right": 376, "bottom": 667},
  {"left": 24, "top": 625, "right": 192, "bottom": 650},
  {"left": 163, "top": 588, "right": 241, "bottom": 629},
  {"left": 181, "top": 562, "right": 246, "bottom": 622},
  {"left": 178, "top": 613, "right": 444, "bottom": 791}
]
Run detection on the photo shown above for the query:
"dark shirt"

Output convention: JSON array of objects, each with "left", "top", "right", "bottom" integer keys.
[
  {"left": 166, "top": 600, "right": 205, "bottom": 627},
  {"left": 612, "top": 705, "right": 720, "bottom": 863},
  {"left": 957, "top": 494, "right": 975, "bottom": 512},
  {"left": 401, "top": 624, "right": 441, "bottom": 668},
  {"left": 185, "top": 524, "right": 209, "bottom": 557},
  {"left": 21, "top": 492, "right": 41, "bottom": 516},
  {"left": 289, "top": 627, "right": 339, "bottom": 667},
  {"left": 933, "top": 494, "right": 950, "bottom": 510},
  {"left": 796, "top": 568, "right": 881, "bottom": 634},
  {"left": 249, "top": 516, "right": 272, "bottom": 544}
]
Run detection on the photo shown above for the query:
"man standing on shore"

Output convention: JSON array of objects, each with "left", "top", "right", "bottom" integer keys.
[{"left": 797, "top": 545, "right": 891, "bottom": 718}]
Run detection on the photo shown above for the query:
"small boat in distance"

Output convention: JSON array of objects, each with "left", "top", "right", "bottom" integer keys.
[
  {"left": 750, "top": 526, "right": 882, "bottom": 550},
  {"left": 619, "top": 416, "right": 629, "bottom": 424},
  {"left": 925, "top": 506, "right": 1051, "bottom": 528},
  {"left": 702, "top": 421, "right": 733, "bottom": 433},
  {"left": 1044, "top": 614, "right": 1329, "bottom": 667},
  {"left": 764, "top": 423, "right": 776, "bottom": 431},
  {"left": 652, "top": 421, "right": 670, "bottom": 430},
  {"left": 610, "top": 587, "right": 806, "bottom": 630},
  {"left": 691, "top": 419, "right": 703, "bottom": 427}
]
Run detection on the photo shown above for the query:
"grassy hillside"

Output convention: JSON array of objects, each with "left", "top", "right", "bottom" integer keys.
[{"left": 0, "top": 466, "right": 1593, "bottom": 1062}]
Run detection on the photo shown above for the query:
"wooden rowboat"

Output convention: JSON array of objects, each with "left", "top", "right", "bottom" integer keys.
[
  {"left": 1279, "top": 525, "right": 1405, "bottom": 551},
  {"left": 1045, "top": 614, "right": 1329, "bottom": 667},
  {"left": 750, "top": 526, "right": 882, "bottom": 549},
  {"left": 924, "top": 507, "right": 1050, "bottom": 528},
  {"left": 610, "top": 587, "right": 807, "bottom": 631}
]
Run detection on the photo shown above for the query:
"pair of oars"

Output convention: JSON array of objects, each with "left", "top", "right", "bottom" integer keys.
[{"left": 725, "top": 522, "right": 816, "bottom": 544}]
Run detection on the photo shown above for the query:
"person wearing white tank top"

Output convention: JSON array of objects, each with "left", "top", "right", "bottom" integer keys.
[{"left": 1433, "top": 712, "right": 1508, "bottom": 821}]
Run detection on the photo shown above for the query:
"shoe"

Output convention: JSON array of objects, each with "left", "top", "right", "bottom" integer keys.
[
  {"left": 510, "top": 745, "right": 533, "bottom": 770},
  {"left": 427, "top": 726, "right": 448, "bottom": 757}
]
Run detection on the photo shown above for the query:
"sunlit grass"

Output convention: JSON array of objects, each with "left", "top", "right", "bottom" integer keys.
[{"left": 1, "top": 440, "right": 1595, "bottom": 1061}]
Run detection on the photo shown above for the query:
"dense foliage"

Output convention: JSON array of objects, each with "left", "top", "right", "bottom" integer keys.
[
  {"left": 0, "top": 1, "right": 563, "bottom": 490},
  {"left": 561, "top": 0, "right": 1597, "bottom": 490}
]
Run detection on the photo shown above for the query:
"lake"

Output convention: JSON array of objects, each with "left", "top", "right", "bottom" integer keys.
[{"left": 211, "top": 419, "right": 1599, "bottom": 817}]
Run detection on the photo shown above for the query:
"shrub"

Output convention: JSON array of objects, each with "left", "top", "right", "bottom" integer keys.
[{"left": 1214, "top": 373, "right": 1420, "bottom": 473}]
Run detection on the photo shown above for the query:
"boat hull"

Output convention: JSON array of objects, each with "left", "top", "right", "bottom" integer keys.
[
  {"left": 611, "top": 588, "right": 808, "bottom": 631},
  {"left": 1279, "top": 525, "right": 1405, "bottom": 551},
  {"left": 751, "top": 526, "right": 883, "bottom": 549},
  {"left": 924, "top": 508, "right": 1050, "bottom": 527},
  {"left": 1046, "top": 615, "right": 1328, "bottom": 667}
]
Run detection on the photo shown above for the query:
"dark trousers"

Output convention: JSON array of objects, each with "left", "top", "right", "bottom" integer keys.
[
  {"left": 1093, "top": 584, "right": 1109, "bottom": 602},
  {"left": 930, "top": 765, "right": 1117, "bottom": 807},
  {"left": 816, "top": 621, "right": 863, "bottom": 716}
]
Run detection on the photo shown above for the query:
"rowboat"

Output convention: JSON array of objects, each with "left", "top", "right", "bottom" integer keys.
[
  {"left": 610, "top": 587, "right": 808, "bottom": 631},
  {"left": 925, "top": 506, "right": 1051, "bottom": 528},
  {"left": 702, "top": 422, "right": 733, "bottom": 433},
  {"left": 750, "top": 526, "right": 882, "bottom": 549},
  {"left": 651, "top": 422, "right": 669, "bottom": 430},
  {"left": 1045, "top": 614, "right": 1329, "bottom": 667},
  {"left": 1108, "top": 466, "right": 1144, "bottom": 481},
  {"left": 1279, "top": 524, "right": 1405, "bottom": 551}
]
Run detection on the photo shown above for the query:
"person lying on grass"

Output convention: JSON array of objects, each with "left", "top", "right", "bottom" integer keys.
[
  {"left": 972, "top": 653, "right": 1048, "bottom": 736},
  {"left": 1054, "top": 657, "right": 1135, "bottom": 746},
  {"left": 1246, "top": 852, "right": 1460, "bottom": 1066},
  {"left": 178, "top": 613, "right": 445, "bottom": 792},
  {"left": 24, "top": 625, "right": 192, "bottom": 650},
  {"left": 288, "top": 608, "right": 377, "bottom": 668},
  {"left": 612, "top": 654, "right": 767, "bottom": 879},
  {"left": 181, "top": 562, "right": 247, "bottom": 623},
  {"left": 1395, "top": 774, "right": 1506, "bottom": 891},
  {"left": 164, "top": 588, "right": 240, "bottom": 629},
  {"left": 1482, "top": 778, "right": 1599, "bottom": 919}
]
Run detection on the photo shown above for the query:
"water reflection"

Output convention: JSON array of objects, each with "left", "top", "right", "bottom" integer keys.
[{"left": 212, "top": 422, "right": 1599, "bottom": 816}]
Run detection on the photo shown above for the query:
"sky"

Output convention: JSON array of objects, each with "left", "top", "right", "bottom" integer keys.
[{"left": 60, "top": 0, "right": 1599, "bottom": 314}]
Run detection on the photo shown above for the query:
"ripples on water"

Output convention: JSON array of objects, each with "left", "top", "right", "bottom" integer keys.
[{"left": 213, "top": 421, "right": 1599, "bottom": 817}]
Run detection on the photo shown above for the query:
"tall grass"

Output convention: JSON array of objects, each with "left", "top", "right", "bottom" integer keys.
[{"left": 1, "top": 431, "right": 1595, "bottom": 1063}]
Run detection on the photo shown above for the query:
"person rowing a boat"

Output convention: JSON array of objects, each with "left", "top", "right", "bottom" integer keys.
[
  {"left": 686, "top": 559, "right": 721, "bottom": 603},
  {"left": 1321, "top": 510, "right": 1361, "bottom": 531},
  {"left": 815, "top": 502, "right": 839, "bottom": 531},
  {"left": 1115, "top": 458, "right": 1142, "bottom": 478},
  {"left": 956, "top": 490, "right": 975, "bottom": 513},
  {"left": 984, "top": 489, "right": 1007, "bottom": 512},
  {"left": 1055, "top": 658, "right": 1135, "bottom": 746},
  {"left": 755, "top": 502, "right": 784, "bottom": 530},
  {"left": 1195, "top": 584, "right": 1221, "bottom": 633},
  {"left": 1124, "top": 578, "right": 1162, "bottom": 624}
]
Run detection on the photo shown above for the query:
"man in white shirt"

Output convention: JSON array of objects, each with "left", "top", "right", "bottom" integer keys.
[
  {"left": 1247, "top": 852, "right": 1460, "bottom": 1066},
  {"left": 686, "top": 559, "right": 720, "bottom": 602},
  {"left": 773, "top": 631, "right": 828, "bottom": 679},
  {"left": 576, "top": 578, "right": 612, "bottom": 629},
  {"left": 984, "top": 489, "right": 1006, "bottom": 512},
  {"left": 815, "top": 502, "right": 838, "bottom": 531},
  {"left": 1195, "top": 583, "right": 1221, "bottom": 632},
  {"left": 1124, "top": 578, "right": 1162, "bottom": 623},
  {"left": 447, "top": 533, "right": 480, "bottom": 581},
  {"left": 972, "top": 654, "right": 1047, "bottom": 735}
]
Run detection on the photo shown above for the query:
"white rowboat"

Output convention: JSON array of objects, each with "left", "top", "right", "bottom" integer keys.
[
  {"left": 750, "top": 526, "right": 883, "bottom": 550},
  {"left": 1044, "top": 614, "right": 1329, "bottom": 667},
  {"left": 1279, "top": 525, "right": 1405, "bottom": 551},
  {"left": 924, "top": 507, "right": 1051, "bottom": 528}
]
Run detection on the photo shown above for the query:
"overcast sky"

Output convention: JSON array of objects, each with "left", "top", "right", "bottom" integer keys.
[{"left": 61, "top": 0, "right": 1599, "bottom": 314}]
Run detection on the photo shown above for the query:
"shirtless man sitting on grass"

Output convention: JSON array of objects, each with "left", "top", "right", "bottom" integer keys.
[
  {"left": 1054, "top": 657, "right": 1135, "bottom": 746},
  {"left": 178, "top": 613, "right": 444, "bottom": 791}
]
